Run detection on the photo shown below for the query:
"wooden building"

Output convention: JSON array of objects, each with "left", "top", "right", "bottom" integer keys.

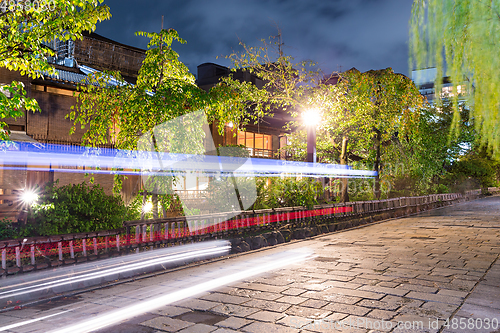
[
  {"left": 0, "top": 37, "right": 295, "bottom": 221},
  {"left": 0, "top": 33, "right": 146, "bottom": 220}
]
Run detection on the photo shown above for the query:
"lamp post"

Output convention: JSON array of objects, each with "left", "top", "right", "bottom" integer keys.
[
  {"left": 307, "top": 125, "right": 316, "bottom": 163},
  {"left": 19, "top": 189, "right": 38, "bottom": 226},
  {"left": 303, "top": 109, "right": 321, "bottom": 163}
]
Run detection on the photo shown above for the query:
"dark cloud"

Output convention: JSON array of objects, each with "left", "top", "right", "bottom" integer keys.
[{"left": 96, "top": 0, "right": 414, "bottom": 77}]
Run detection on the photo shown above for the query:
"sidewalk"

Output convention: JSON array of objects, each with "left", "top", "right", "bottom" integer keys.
[{"left": 0, "top": 196, "right": 499, "bottom": 332}]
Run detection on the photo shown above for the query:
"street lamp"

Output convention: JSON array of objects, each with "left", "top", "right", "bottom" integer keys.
[
  {"left": 20, "top": 189, "right": 39, "bottom": 207},
  {"left": 302, "top": 108, "right": 321, "bottom": 163},
  {"left": 19, "top": 188, "right": 39, "bottom": 226},
  {"left": 142, "top": 201, "right": 153, "bottom": 214}
]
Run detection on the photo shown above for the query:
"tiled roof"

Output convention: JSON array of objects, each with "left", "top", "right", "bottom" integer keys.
[
  {"left": 41, "top": 68, "right": 89, "bottom": 84},
  {"left": 40, "top": 65, "right": 143, "bottom": 93}
]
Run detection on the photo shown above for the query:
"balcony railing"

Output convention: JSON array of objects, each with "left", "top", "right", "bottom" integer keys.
[{"left": 246, "top": 147, "right": 277, "bottom": 158}]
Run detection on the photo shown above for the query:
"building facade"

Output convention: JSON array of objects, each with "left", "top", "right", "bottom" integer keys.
[
  {"left": 197, "top": 62, "right": 292, "bottom": 159},
  {"left": 1, "top": 38, "right": 297, "bottom": 221},
  {"left": 0, "top": 33, "right": 146, "bottom": 220},
  {"left": 412, "top": 68, "right": 467, "bottom": 103}
]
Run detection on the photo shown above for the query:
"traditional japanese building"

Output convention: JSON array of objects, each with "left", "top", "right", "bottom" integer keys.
[
  {"left": 197, "top": 62, "right": 293, "bottom": 159},
  {"left": 0, "top": 32, "right": 146, "bottom": 220},
  {"left": 0, "top": 36, "right": 298, "bottom": 221}
]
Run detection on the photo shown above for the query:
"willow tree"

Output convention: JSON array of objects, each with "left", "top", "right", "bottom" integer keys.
[
  {"left": 0, "top": 0, "right": 110, "bottom": 139},
  {"left": 410, "top": 0, "right": 500, "bottom": 157}
]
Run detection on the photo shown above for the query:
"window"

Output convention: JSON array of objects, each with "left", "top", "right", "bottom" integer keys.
[
  {"left": 33, "top": 84, "right": 78, "bottom": 97},
  {"left": 441, "top": 84, "right": 466, "bottom": 98},
  {"left": 237, "top": 131, "right": 273, "bottom": 157}
]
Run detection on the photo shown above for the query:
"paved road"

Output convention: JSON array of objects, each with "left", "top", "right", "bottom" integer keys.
[{"left": 1, "top": 196, "right": 499, "bottom": 333}]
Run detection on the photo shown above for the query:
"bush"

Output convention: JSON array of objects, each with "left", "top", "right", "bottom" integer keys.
[
  {"left": 29, "top": 182, "right": 128, "bottom": 236},
  {"left": 125, "top": 193, "right": 184, "bottom": 220},
  {"left": 0, "top": 218, "right": 16, "bottom": 240},
  {"left": 252, "top": 177, "right": 323, "bottom": 210},
  {"left": 445, "top": 155, "right": 498, "bottom": 193}
]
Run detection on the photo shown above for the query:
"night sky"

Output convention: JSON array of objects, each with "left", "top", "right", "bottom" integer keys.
[{"left": 95, "top": 0, "right": 414, "bottom": 78}]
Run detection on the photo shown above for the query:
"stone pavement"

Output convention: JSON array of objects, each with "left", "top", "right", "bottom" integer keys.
[{"left": 0, "top": 196, "right": 499, "bottom": 333}]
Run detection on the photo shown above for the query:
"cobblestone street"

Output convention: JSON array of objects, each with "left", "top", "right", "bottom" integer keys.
[{"left": 1, "top": 196, "right": 499, "bottom": 333}]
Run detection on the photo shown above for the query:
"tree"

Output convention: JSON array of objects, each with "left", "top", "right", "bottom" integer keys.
[
  {"left": 71, "top": 28, "right": 253, "bottom": 150},
  {"left": 410, "top": 0, "right": 500, "bottom": 158},
  {"left": 222, "top": 34, "right": 349, "bottom": 202},
  {"left": 273, "top": 67, "right": 423, "bottom": 200},
  {"left": 449, "top": 153, "right": 499, "bottom": 193},
  {"left": 280, "top": 112, "right": 370, "bottom": 202},
  {"left": 221, "top": 32, "right": 344, "bottom": 129},
  {"left": 339, "top": 68, "right": 423, "bottom": 199},
  {"left": 70, "top": 28, "right": 254, "bottom": 217},
  {"left": 382, "top": 101, "right": 475, "bottom": 196},
  {"left": 0, "top": 0, "right": 110, "bottom": 139}
]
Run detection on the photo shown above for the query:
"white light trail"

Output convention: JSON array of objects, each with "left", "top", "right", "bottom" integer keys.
[
  {"left": 0, "top": 310, "right": 71, "bottom": 332},
  {"left": 48, "top": 250, "right": 314, "bottom": 333},
  {"left": 0, "top": 243, "right": 230, "bottom": 301}
]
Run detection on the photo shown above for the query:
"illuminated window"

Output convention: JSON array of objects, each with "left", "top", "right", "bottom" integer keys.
[
  {"left": 237, "top": 131, "right": 272, "bottom": 149},
  {"left": 237, "top": 131, "right": 273, "bottom": 157},
  {"left": 441, "top": 85, "right": 466, "bottom": 97}
]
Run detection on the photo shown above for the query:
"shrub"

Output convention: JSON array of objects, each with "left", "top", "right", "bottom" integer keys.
[
  {"left": 446, "top": 155, "right": 498, "bottom": 193},
  {"left": 29, "top": 182, "right": 128, "bottom": 236},
  {"left": 252, "top": 177, "right": 323, "bottom": 210},
  {"left": 0, "top": 218, "right": 16, "bottom": 240}
]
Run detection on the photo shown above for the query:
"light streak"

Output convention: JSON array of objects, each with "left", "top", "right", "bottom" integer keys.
[
  {"left": 0, "top": 241, "right": 230, "bottom": 301},
  {"left": 0, "top": 310, "right": 71, "bottom": 332},
  {"left": 0, "top": 141, "right": 377, "bottom": 178},
  {"left": 48, "top": 250, "right": 314, "bottom": 333}
]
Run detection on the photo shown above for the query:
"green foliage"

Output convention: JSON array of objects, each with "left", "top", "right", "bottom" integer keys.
[
  {"left": 282, "top": 68, "right": 423, "bottom": 199},
  {"left": 449, "top": 154, "right": 498, "bottom": 191},
  {"left": 203, "top": 176, "right": 255, "bottom": 212},
  {"left": 124, "top": 194, "right": 144, "bottom": 220},
  {"left": 252, "top": 177, "right": 323, "bottom": 210},
  {"left": 204, "top": 176, "right": 322, "bottom": 212},
  {"left": 29, "top": 182, "right": 127, "bottom": 236},
  {"left": 0, "top": 82, "right": 39, "bottom": 139},
  {"left": 410, "top": 0, "right": 500, "bottom": 157},
  {"left": 217, "top": 144, "right": 250, "bottom": 158},
  {"left": 382, "top": 101, "right": 475, "bottom": 196},
  {"left": 222, "top": 32, "right": 344, "bottom": 129},
  {"left": 346, "top": 177, "right": 376, "bottom": 201},
  {"left": 0, "top": 218, "right": 17, "bottom": 240},
  {"left": 0, "top": 0, "right": 110, "bottom": 138},
  {"left": 71, "top": 28, "right": 248, "bottom": 150},
  {"left": 125, "top": 193, "right": 184, "bottom": 220}
]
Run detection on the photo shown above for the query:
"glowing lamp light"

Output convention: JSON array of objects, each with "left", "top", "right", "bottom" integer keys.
[
  {"left": 142, "top": 201, "right": 153, "bottom": 213},
  {"left": 302, "top": 108, "right": 322, "bottom": 127},
  {"left": 20, "top": 190, "right": 38, "bottom": 206}
]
